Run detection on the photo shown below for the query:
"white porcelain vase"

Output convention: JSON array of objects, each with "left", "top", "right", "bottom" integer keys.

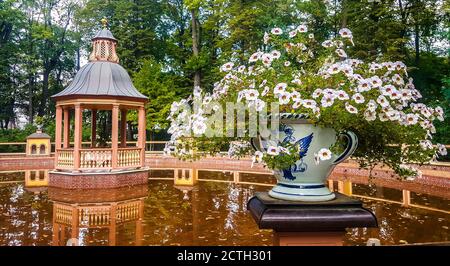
[{"left": 251, "top": 114, "right": 358, "bottom": 202}]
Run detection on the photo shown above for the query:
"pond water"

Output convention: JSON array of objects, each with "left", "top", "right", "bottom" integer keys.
[{"left": 0, "top": 169, "right": 448, "bottom": 246}]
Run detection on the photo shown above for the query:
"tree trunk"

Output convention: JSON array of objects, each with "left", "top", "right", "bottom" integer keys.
[
  {"left": 414, "top": 23, "right": 420, "bottom": 64},
  {"left": 28, "top": 75, "right": 34, "bottom": 124},
  {"left": 191, "top": 8, "right": 201, "bottom": 88},
  {"left": 341, "top": 0, "right": 348, "bottom": 28},
  {"left": 76, "top": 47, "right": 81, "bottom": 71},
  {"left": 39, "top": 69, "right": 50, "bottom": 116}
]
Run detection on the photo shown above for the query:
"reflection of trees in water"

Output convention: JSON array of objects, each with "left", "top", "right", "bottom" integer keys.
[
  {"left": 144, "top": 181, "right": 192, "bottom": 245},
  {"left": 0, "top": 184, "right": 52, "bottom": 245}
]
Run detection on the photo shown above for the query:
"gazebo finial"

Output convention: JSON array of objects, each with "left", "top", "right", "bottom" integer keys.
[{"left": 101, "top": 17, "right": 108, "bottom": 29}]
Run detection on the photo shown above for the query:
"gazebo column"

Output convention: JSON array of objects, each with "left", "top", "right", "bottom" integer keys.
[
  {"left": 120, "top": 109, "right": 127, "bottom": 147},
  {"left": 73, "top": 104, "right": 83, "bottom": 170},
  {"left": 112, "top": 104, "right": 119, "bottom": 168},
  {"left": 55, "top": 106, "right": 63, "bottom": 151},
  {"left": 137, "top": 106, "right": 146, "bottom": 167},
  {"left": 91, "top": 109, "right": 97, "bottom": 148},
  {"left": 63, "top": 108, "right": 70, "bottom": 148}
]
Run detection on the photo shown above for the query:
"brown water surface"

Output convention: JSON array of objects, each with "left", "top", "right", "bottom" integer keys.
[{"left": 0, "top": 169, "right": 448, "bottom": 246}]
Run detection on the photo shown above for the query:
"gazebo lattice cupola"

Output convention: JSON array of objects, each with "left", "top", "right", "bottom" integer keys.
[{"left": 50, "top": 19, "right": 149, "bottom": 189}]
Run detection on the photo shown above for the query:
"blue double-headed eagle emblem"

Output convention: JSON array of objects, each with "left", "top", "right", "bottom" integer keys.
[{"left": 280, "top": 125, "right": 313, "bottom": 180}]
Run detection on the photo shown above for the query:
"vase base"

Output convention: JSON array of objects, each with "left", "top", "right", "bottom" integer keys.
[{"left": 269, "top": 184, "right": 335, "bottom": 202}]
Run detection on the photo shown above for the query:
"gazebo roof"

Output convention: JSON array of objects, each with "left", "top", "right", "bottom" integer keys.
[
  {"left": 51, "top": 61, "right": 147, "bottom": 100},
  {"left": 27, "top": 131, "right": 51, "bottom": 139},
  {"left": 92, "top": 28, "right": 117, "bottom": 41},
  {"left": 52, "top": 20, "right": 147, "bottom": 101}
]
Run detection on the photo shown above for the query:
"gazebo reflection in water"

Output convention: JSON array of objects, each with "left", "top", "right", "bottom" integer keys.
[{"left": 49, "top": 185, "right": 147, "bottom": 246}]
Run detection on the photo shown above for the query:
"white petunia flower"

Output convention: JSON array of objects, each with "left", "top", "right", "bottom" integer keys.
[
  {"left": 249, "top": 52, "right": 262, "bottom": 63},
  {"left": 405, "top": 113, "right": 418, "bottom": 125},
  {"left": 255, "top": 99, "right": 266, "bottom": 112},
  {"left": 271, "top": 50, "right": 281, "bottom": 59},
  {"left": 399, "top": 89, "right": 412, "bottom": 101},
  {"left": 289, "top": 30, "right": 297, "bottom": 38},
  {"left": 261, "top": 53, "right": 273, "bottom": 66},
  {"left": 322, "top": 40, "right": 333, "bottom": 48},
  {"left": 284, "top": 61, "right": 291, "bottom": 67},
  {"left": 336, "top": 90, "right": 349, "bottom": 101},
  {"left": 271, "top": 28, "right": 283, "bottom": 35},
  {"left": 386, "top": 109, "right": 400, "bottom": 121},
  {"left": 364, "top": 110, "right": 377, "bottom": 121},
  {"left": 267, "top": 146, "right": 280, "bottom": 156},
  {"left": 367, "top": 100, "right": 378, "bottom": 112},
  {"left": 220, "top": 62, "right": 234, "bottom": 72},
  {"left": 389, "top": 89, "right": 400, "bottom": 100},
  {"left": 279, "top": 146, "right": 291, "bottom": 155},
  {"left": 317, "top": 148, "right": 332, "bottom": 161},
  {"left": 312, "top": 88, "right": 323, "bottom": 99},
  {"left": 341, "top": 65, "right": 353, "bottom": 76},
  {"left": 328, "top": 63, "right": 341, "bottom": 75},
  {"left": 379, "top": 112, "right": 389, "bottom": 122},
  {"left": 392, "top": 74, "right": 405, "bottom": 86},
  {"left": 323, "top": 88, "right": 336, "bottom": 97},
  {"left": 421, "top": 108, "right": 432, "bottom": 118},
  {"left": 237, "top": 91, "right": 246, "bottom": 102},
  {"left": 381, "top": 85, "right": 396, "bottom": 96},
  {"left": 376, "top": 95, "right": 390, "bottom": 107},
  {"left": 420, "top": 140, "right": 433, "bottom": 150},
  {"left": 245, "top": 89, "right": 259, "bottom": 101},
  {"left": 262, "top": 86, "right": 270, "bottom": 96},
  {"left": 339, "top": 28, "right": 353, "bottom": 38},
  {"left": 352, "top": 93, "right": 365, "bottom": 104},
  {"left": 435, "top": 107, "right": 444, "bottom": 122},
  {"left": 291, "top": 91, "right": 302, "bottom": 102},
  {"left": 321, "top": 95, "right": 335, "bottom": 107},
  {"left": 259, "top": 79, "right": 267, "bottom": 88},
  {"left": 345, "top": 103, "right": 358, "bottom": 114},
  {"left": 358, "top": 80, "right": 372, "bottom": 92},
  {"left": 302, "top": 99, "right": 317, "bottom": 109},
  {"left": 274, "top": 83, "right": 288, "bottom": 95},
  {"left": 308, "top": 33, "right": 314, "bottom": 39},
  {"left": 252, "top": 151, "right": 264, "bottom": 163},
  {"left": 336, "top": 49, "right": 347, "bottom": 58},
  {"left": 437, "top": 144, "right": 448, "bottom": 156},
  {"left": 297, "top": 25, "right": 308, "bottom": 33},
  {"left": 370, "top": 76, "right": 383, "bottom": 88},
  {"left": 278, "top": 92, "right": 291, "bottom": 105},
  {"left": 292, "top": 100, "right": 302, "bottom": 109}
]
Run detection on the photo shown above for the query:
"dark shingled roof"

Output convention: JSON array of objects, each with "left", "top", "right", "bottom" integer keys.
[
  {"left": 52, "top": 61, "right": 147, "bottom": 100},
  {"left": 27, "top": 132, "right": 51, "bottom": 139},
  {"left": 92, "top": 28, "right": 117, "bottom": 41}
]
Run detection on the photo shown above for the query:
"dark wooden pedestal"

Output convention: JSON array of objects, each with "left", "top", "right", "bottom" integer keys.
[{"left": 247, "top": 192, "right": 378, "bottom": 246}]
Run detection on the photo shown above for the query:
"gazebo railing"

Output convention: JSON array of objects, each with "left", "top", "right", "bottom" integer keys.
[
  {"left": 55, "top": 147, "right": 144, "bottom": 170},
  {"left": 56, "top": 148, "right": 75, "bottom": 168},
  {"left": 118, "top": 147, "right": 141, "bottom": 168},
  {"left": 80, "top": 148, "right": 112, "bottom": 169}
]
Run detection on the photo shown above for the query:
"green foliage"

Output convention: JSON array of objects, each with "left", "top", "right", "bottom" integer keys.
[{"left": 133, "top": 59, "right": 188, "bottom": 130}]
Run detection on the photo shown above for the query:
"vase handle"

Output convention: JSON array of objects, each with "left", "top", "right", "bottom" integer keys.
[
  {"left": 333, "top": 131, "right": 358, "bottom": 165},
  {"left": 250, "top": 136, "right": 266, "bottom": 152}
]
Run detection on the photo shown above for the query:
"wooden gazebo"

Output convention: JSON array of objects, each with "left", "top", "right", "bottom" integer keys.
[{"left": 49, "top": 20, "right": 149, "bottom": 189}]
